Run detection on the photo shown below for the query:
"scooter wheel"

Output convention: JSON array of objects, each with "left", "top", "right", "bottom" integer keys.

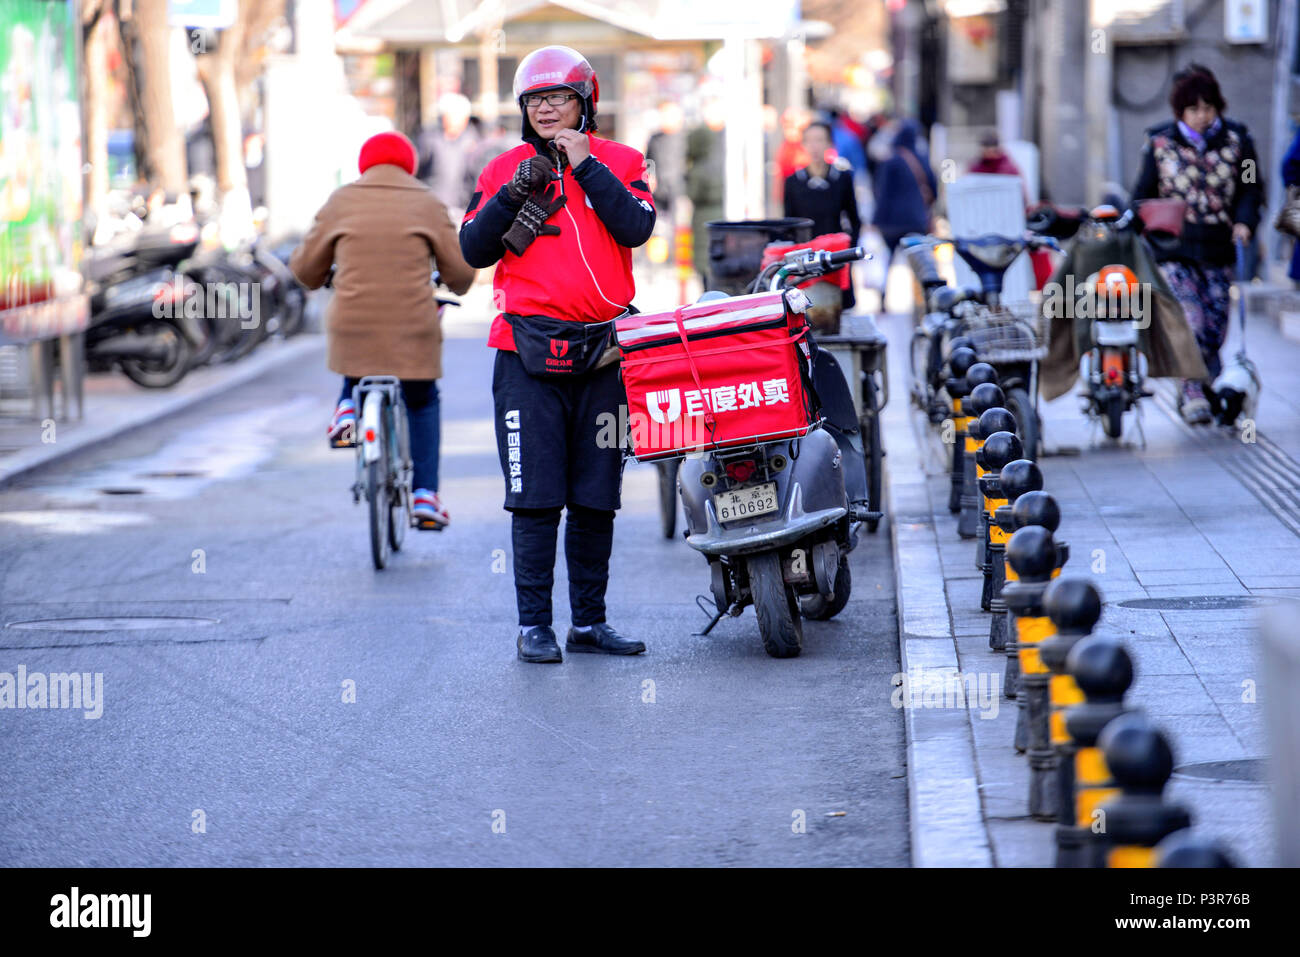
[{"left": 748, "top": 551, "right": 803, "bottom": 658}]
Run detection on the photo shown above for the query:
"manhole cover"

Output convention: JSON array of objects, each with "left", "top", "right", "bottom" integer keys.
[
  {"left": 6, "top": 616, "right": 218, "bottom": 632},
  {"left": 1117, "top": 596, "right": 1283, "bottom": 611},
  {"left": 1174, "top": 758, "right": 1266, "bottom": 784},
  {"left": 99, "top": 487, "right": 145, "bottom": 496}
]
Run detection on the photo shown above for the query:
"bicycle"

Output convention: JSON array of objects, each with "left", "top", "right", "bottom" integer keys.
[{"left": 343, "top": 274, "right": 460, "bottom": 570}]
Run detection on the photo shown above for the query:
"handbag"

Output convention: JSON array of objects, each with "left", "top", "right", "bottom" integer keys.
[
  {"left": 1135, "top": 198, "right": 1188, "bottom": 237},
  {"left": 506, "top": 313, "right": 621, "bottom": 377},
  {"left": 1274, "top": 185, "right": 1300, "bottom": 239}
]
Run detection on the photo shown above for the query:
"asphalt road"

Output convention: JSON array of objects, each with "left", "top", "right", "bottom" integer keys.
[{"left": 0, "top": 332, "right": 908, "bottom": 866}]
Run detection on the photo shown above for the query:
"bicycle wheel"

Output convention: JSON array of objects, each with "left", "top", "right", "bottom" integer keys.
[
  {"left": 366, "top": 395, "right": 392, "bottom": 570},
  {"left": 1003, "top": 386, "right": 1040, "bottom": 462}
]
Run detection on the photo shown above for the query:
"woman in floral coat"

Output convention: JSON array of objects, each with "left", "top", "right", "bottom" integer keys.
[{"left": 1131, "top": 64, "right": 1264, "bottom": 424}]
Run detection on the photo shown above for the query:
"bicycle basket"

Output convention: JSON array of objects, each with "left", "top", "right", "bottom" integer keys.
[{"left": 958, "top": 304, "right": 1046, "bottom": 364}]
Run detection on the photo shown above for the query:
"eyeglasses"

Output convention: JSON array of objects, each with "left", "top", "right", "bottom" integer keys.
[{"left": 522, "top": 92, "right": 577, "bottom": 108}]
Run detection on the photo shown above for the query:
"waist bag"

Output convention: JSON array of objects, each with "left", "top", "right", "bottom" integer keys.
[{"left": 507, "top": 313, "right": 622, "bottom": 377}]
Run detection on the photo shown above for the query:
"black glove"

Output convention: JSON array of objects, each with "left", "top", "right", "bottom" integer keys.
[
  {"left": 504, "top": 153, "right": 556, "bottom": 204},
  {"left": 503, "top": 184, "right": 566, "bottom": 257}
]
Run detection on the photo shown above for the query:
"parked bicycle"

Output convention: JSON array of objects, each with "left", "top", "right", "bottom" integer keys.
[{"left": 904, "top": 232, "right": 1058, "bottom": 459}]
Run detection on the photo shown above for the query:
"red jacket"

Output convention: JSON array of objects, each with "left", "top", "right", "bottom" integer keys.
[{"left": 461, "top": 136, "right": 654, "bottom": 350}]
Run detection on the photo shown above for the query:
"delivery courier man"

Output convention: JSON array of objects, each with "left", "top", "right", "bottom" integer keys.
[{"left": 459, "top": 45, "right": 655, "bottom": 663}]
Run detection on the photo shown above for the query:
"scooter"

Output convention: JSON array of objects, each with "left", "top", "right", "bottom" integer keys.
[
  {"left": 1078, "top": 261, "right": 1153, "bottom": 441},
  {"left": 83, "top": 220, "right": 207, "bottom": 388},
  {"left": 675, "top": 246, "right": 875, "bottom": 658},
  {"left": 1028, "top": 204, "right": 1163, "bottom": 444}
]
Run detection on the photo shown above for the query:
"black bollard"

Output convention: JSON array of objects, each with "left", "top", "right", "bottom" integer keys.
[
  {"left": 945, "top": 346, "right": 979, "bottom": 515},
  {"left": 974, "top": 422, "right": 1019, "bottom": 612},
  {"left": 1041, "top": 578, "right": 1102, "bottom": 836},
  {"left": 990, "top": 459, "right": 1042, "bottom": 652},
  {"left": 1003, "top": 524, "right": 1056, "bottom": 766},
  {"left": 1059, "top": 637, "right": 1134, "bottom": 868},
  {"left": 1098, "top": 721, "right": 1192, "bottom": 868},
  {"left": 960, "top": 365, "right": 1001, "bottom": 539}
]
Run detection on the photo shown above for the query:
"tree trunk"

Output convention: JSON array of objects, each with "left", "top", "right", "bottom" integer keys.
[
  {"left": 196, "top": 5, "right": 252, "bottom": 242},
  {"left": 129, "top": 0, "right": 187, "bottom": 194},
  {"left": 83, "top": 1, "right": 110, "bottom": 221}
]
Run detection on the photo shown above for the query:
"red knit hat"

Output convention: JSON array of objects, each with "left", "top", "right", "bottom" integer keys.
[{"left": 358, "top": 131, "right": 418, "bottom": 176}]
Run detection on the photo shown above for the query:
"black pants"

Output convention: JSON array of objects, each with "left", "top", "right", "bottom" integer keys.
[
  {"left": 492, "top": 348, "right": 626, "bottom": 627},
  {"left": 512, "top": 505, "right": 615, "bottom": 628}
]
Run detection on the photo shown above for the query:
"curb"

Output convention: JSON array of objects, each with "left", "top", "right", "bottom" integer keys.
[
  {"left": 881, "top": 316, "right": 994, "bottom": 867},
  {"left": 0, "top": 335, "right": 326, "bottom": 488}
]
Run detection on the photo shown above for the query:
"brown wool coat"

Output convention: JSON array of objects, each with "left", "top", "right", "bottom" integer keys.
[{"left": 289, "top": 164, "right": 476, "bottom": 380}]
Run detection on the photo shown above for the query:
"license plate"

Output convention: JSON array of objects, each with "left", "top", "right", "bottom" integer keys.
[{"left": 714, "top": 482, "right": 779, "bottom": 522}]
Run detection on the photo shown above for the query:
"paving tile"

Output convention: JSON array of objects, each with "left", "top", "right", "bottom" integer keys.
[
  {"left": 1134, "top": 567, "right": 1242, "bottom": 587},
  {"left": 1123, "top": 674, "right": 1219, "bottom": 714},
  {"left": 987, "top": 820, "right": 1056, "bottom": 868}
]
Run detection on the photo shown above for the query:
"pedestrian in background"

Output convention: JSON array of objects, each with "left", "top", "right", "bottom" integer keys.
[
  {"left": 774, "top": 108, "right": 810, "bottom": 204},
  {"left": 870, "top": 118, "right": 937, "bottom": 261},
  {"left": 1130, "top": 63, "right": 1264, "bottom": 424},
  {"left": 416, "top": 92, "right": 480, "bottom": 221},
  {"left": 686, "top": 96, "right": 726, "bottom": 288},
  {"left": 968, "top": 130, "right": 1021, "bottom": 178},
  {"left": 783, "top": 121, "right": 861, "bottom": 309},
  {"left": 1281, "top": 126, "right": 1300, "bottom": 289},
  {"left": 645, "top": 100, "right": 687, "bottom": 216}
]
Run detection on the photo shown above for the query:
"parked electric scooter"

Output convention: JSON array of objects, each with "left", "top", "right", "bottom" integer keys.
[{"left": 671, "top": 247, "right": 873, "bottom": 658}]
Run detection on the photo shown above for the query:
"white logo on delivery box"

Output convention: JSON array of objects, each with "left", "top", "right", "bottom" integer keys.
[{"left": 642, "top": 378, "right": 791, "bottom": 423}]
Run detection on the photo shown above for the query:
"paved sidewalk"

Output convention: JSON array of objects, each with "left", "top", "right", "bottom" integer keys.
[
  {"left": 0, "top": 334, "right": 326, "bottom": 488},
  {"left": 883, "top": 306, "right": 1299, "bottom": 868}
]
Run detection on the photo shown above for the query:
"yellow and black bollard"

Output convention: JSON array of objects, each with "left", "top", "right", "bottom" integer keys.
[
  {"left": 973, "top": 419, "right": 1019, "bottom": 611},
  {"left": 966, "top": 389, "right": 1009, "bottom": 595},
  {"left": 1097, "top": 720, "right": 1192, "bottom": 868},
  {"left": 1058, "top": 636, "right": 1134, "bottom": 868},
  {"left": 1041, "top": 578, "right": 1102, "bottom": 833},
  {"left": 959, "top": 364, "right": 1001, "bottom": 540},
  {"left": 990, "top": 459, "right": 1042, "bottom": 652},
  {"left": 1003, "top": 523, "right": 1056, "bottom": 762},
  {"left": 945, "top": 345, "right": 979, "bottom": 515},
  {"left": 1012, "top": 490, "right": 1069, "bottom": 582},
  {"left": 1001, "top": 490, "right": 1069, "bottom": 650},
  {"left": 1154, "top": 831, "right": 1237, "bottom": 867}
]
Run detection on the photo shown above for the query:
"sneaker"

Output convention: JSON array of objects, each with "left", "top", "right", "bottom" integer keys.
[
  {"left": 328, "top": 399, "right": 356, "bottom": 448},
  {"left": 412, "top": 489, "right": 450, "bottom": 530},
  {"left": 1180, "top": 396, "right": 1212, "bottom": 425},
  {"left": 517, "top": 625, "right": 563, "bottom": 663}
]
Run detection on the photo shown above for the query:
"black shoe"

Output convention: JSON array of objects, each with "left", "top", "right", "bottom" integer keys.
[
  {"left": 517, "top": 625, "right": 563, "bottom": 663},
  {"left": 565, "top": 622, "right": 646, "bottom": 656}
]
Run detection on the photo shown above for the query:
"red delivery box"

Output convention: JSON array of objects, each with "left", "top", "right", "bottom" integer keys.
[{"left": 615, "top": 290, "right": 815, "bottom": 461}]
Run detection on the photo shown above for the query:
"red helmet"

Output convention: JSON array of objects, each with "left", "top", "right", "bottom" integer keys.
[{"left": 513, "top": 45, "right": 599, "bottom": 107}]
